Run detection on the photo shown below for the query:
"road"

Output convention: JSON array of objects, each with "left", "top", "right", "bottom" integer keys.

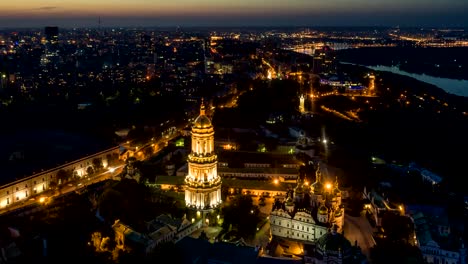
[{"left": 344, "top": 213, "right": 375, "bottom": 261}]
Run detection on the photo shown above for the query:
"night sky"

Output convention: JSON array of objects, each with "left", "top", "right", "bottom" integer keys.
[{"left": 1, "top": 0, "right": 467, "bottom": 28}]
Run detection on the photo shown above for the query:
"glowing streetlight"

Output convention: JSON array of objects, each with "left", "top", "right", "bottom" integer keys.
[
  {"left": 109, "top": 167, "right": 115, "bottom": 173},
  {"left": 325, "top": 183, "right": 332, "bottom": 190},
  {"left": 273, "top": 179, "right": 279, "bottom": 185}
]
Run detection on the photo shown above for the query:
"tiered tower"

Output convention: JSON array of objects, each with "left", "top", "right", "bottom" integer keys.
[
  {"left": 368, "top": 74, "right": 375, "bottom": 95},
  {"left": 184, "top": 101, "right": 222, "bottom": 210},
  {"left": 299, "top": 94, "right": 305, "bottom": 113}
]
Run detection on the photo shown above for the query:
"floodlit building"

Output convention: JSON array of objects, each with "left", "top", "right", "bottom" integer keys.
[
  {"left": 407, "top": 206, "right": 466, "bottom": 264},
  {"left": 269, "top": 162, "right": 345, "bottom": 244},
  {"left": 184, "top": 101, "right": 222, "bottom": 210},
  {"left": 299, "top": 94, "right": 305, "bottom": 113}
]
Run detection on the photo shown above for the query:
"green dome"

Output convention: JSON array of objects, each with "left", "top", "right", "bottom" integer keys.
[
  {"left": 316, "top": 231, "right": 352, "bottom": 252},
  {"left": 312, "top": 181, "right": 323, "bottom": 194}
]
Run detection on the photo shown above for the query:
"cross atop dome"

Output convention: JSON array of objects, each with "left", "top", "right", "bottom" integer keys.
[{"left": 200, "top": 98, "right": 206, "bottom": 116}]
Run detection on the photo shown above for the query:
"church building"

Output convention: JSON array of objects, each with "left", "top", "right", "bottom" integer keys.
[{"left": 269, "top": 161, "right": 345, "bottom": 243}]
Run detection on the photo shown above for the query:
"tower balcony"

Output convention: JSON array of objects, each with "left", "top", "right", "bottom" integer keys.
[
  {"left": 188, "top": 154, "right": 217, "bottom": 164},
  {"left": 185, "top": 177, "right": 221, "bottom": 189}
]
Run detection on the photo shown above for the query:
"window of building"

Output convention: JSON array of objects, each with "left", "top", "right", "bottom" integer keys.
[
  {"left": 6, "top": 191, "right": 8, "bottom": 195},
  {"left": 16, "top": 196, "right": 19, "bottom": 201},
  {"left": 6, "top": 198, "right": 9, "bottom": 205},
  {"left": 34, "top": 181, "right": 36, "bottom": 185},
  {"left": 25, "top": 184, "right": 27, "bottom": 188},
  {"left": 16, "top": 187, "right": 18, "bottom": 191}
]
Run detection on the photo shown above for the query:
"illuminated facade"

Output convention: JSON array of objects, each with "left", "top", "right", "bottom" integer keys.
[
  {"left": 184, "top": 102, "right": 222, "bottom": 210},
  {"left": 0, "top": 147, "right": 120, "bottom": 208}
]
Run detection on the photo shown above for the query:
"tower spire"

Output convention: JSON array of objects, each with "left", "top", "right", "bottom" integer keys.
[{"left": 200, "top": 98, "right": 206, "bottom": 116}]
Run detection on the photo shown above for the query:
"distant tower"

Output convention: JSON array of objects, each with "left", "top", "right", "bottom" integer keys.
[
  {"left": 368, "top": 74, "right": 375, "bottom": 95},
  {"left": 299, "top": 94, "right": 305, "bottom": 113},
  {"left": 184, "top": 100, "right": 222, "bottom": 210}
]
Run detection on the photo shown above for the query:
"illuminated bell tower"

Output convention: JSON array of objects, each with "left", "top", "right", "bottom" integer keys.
[
  {"left": 184, "top": 101, "right": 222, "bottom": 210},
  {"left": 299, "top": 94, "right": 305, "bottom": 113},
  {"left": 368, "top": 74, "right": 375, "bottom": 95}
]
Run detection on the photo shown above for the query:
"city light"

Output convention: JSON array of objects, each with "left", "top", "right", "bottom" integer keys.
[
  {"left": 325, "top": 183, "right": 332, "bottom": 190},
  {"left": 273, "top": 179, "right": 279, "bottom": 184},
  {"left": 108, "top": 167, "right": 115, "bottom": 173}
]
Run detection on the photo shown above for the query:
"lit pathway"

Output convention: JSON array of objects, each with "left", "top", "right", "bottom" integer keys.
[{"left": 344, "top": 213, "right": 375, "bottom": 261}]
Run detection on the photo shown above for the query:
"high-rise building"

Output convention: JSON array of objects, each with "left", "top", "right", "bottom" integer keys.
[
  {"left": 44, "top": 26, "right": 59, "bottom": 44},
  {"left": 184, "top": 102, "right": 222, "bottom": 210}
]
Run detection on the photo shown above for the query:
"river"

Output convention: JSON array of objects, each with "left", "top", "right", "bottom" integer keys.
[{"left": 341, "top": 62, "right": 468, "bottom": 97}]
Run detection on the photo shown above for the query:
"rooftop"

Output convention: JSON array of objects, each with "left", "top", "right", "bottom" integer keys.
[
  {"left": 218, "top": 151, "right": 300, "bottom": 167},
  {"left": 176, "top": 236, "right": 259, "bottom": 264},
  {"left": 0, "top": 128, "right": 114, "bottom": 185}
]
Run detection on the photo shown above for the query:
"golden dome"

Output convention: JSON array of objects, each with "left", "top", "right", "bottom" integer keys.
[
  {"left": 193, "top": 115, "right": 212, "bottom": 129},
  {"left": 192, "top": 101, "right": 213, "bottom": 129},
  {"left": 318, "top": 204, "right": 328, "bottom": 215}
]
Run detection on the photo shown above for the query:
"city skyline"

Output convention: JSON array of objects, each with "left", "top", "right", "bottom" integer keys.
[{"left": 1, "top": 0, "right": 468, "bottom": 28}]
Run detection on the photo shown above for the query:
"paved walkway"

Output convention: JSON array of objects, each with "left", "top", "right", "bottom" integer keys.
[{"left": 344, "top": 213, "right": 375, "bottom": 261}]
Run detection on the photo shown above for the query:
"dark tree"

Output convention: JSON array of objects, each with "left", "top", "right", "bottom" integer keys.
[
  {"left": 92, "top": 158, "right": 103, "bottom": 171},
  {"left": 87, "top": 166, "right": 95, "bottom": 176},
  {"left": 381, "top": 212, "right": 414, "bottom": 243},
  {"left": 56, "top": 169, "right": 68, "bottom": 184},
  {"left": 222, "top": 195, "right": 261, "bottom": 239}
]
